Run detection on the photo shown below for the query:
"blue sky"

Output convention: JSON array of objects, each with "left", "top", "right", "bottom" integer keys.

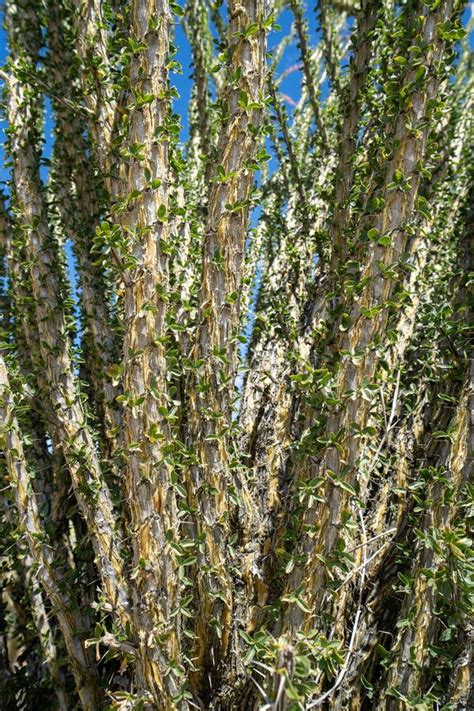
[
  {"left": 0, "top": 2, "right": 471, "bottom": 354},
  {"left": 0, "top": 3, "right": 302, "bottom": 341},
  {"left": 0, "top": 5, "right": 310, "bottom": 189},
  {"left": 0, "top": 3, "right": 472, "bottom": 185}
]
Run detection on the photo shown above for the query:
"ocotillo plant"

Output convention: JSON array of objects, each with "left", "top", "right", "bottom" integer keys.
[{"left": 0, "top": 0, "right": 472, "bottom": 709}]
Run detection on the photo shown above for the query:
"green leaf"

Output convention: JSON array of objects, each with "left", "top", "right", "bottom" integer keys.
[
  {"left": 157, "top": 204, "right": 167, "bottom": 221},
  {"left": 135, "top": 93, "right": 155, "bottom": 107},
  {"left": 238, "top": 90, "right": 249, "bottom": 110}
]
